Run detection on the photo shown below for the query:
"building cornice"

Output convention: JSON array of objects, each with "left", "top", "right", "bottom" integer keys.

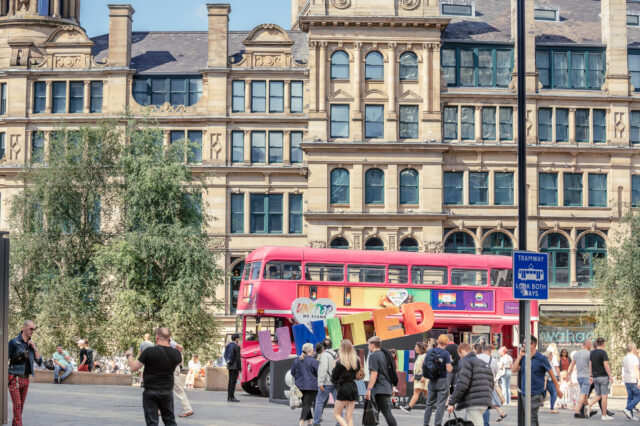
[{"left": 299, "top": 15, "right": 450, "bottom": 32}]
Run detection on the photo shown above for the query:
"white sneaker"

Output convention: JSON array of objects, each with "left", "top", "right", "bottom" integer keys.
[
  {"left": 626, "top": 409, "right": 634, "bottom": 420},
  {"left": 602, "top": 415, "right": 614, "bottom": 421}
]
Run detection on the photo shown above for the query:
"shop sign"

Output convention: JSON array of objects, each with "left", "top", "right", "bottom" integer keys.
[{"left": 472, "top": 325, "right": 491, "bottom": 334}]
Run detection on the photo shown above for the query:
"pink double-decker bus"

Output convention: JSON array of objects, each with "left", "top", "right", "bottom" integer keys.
[{"left": 236, "top": 246, "right": 538, "bottom": 396}]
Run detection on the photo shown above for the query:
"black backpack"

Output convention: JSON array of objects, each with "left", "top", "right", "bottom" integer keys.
[
  {"left": 380, "top": 348, "right": 399, "bottom": 387},
  {"left": 423, "top": 349, "right": 443, "bottom": 381}
]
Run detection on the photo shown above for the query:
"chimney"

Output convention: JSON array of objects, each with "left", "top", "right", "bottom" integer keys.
[
  {"left": 601, "top": 0, "right": 629, "bottom": 95},
  {"left": 207, "top": 4, "right": 230, "bottom": 68},
  {"left": 108, "top": 4, "right": 134, "bottom": 68}
]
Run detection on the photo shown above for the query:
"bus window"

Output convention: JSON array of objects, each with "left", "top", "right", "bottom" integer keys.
[
  {"left": 388, "top": 265, "right": 408, "bottom": 284},
  {"left": 264, "top": 261, "right": 302, "bottom": 280},
  {"left": 250, "top": 262, "right": 262, "bottom": 280},
  {"left": 451, "top": 269, "right": 488, "bottom": 286},
  {"left": 305, "top": 263, "right": 344, "bottom": 282},
  {"left": 243, "top": 262, "right": 251, "bottom": 280},
  {"left": 347, "top": 265, "right": 386, "bottom": 283},
  {"left": 491, "top": 269, "right": 513, "bottom": 287},
  {"left": 411, "top": 266, "right": 448, "bottom": 285},
  {"left": 244, "top": 316, "right": 277, "bottom": 342}
]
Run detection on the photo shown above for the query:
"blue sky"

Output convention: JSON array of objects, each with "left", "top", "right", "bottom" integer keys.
[{"left": 81, "top": 0, "right": 291, "bottom": 37}]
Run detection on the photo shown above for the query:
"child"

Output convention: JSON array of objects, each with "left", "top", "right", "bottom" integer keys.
[{"left": 559, "top": 371, "right": 570, "bottom": 409}]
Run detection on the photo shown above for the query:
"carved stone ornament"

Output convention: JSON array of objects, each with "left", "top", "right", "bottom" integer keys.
[
  {"left": 210, "top": 133, "right": 222, "bottom": 160},
  {"left": 310, "top": 241, "right": 327, "bottom": 249},
  {"left": 148, "top": 102, "right": 188, "bottom": 113},
  {"left": 9, "top": 135, "right": 22, "bottom": 160},
  {"left": 254, "top": 55, "right": 283, "bottom": 68},
  {"left": 424, "top": 241, "right": 443, "bottom": 253},
  {"left": 54, "top": 55, "right": 82, "bottom": 69},
  {"left": 17, "top": 0, "right": 30, "bottom": 12},
  {"left": 615, "top": 112, "right": 625, "bottom": 139},
  {"left": 401, "top": 0, "right": 420, "bottom": 10},
  {"left": 332, "top": 0, "right": 351, "bottom": 9}
]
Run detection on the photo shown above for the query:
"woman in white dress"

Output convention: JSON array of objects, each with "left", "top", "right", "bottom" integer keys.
[{"left": 185, "top": 355, "right": 201, "bottom": 389}]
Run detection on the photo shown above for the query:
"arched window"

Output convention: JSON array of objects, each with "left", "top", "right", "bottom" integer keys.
[
  {"left": 399, "top": 168, "right": 419, "bottom": 204},
  {"left": 577, "top": 234, "right": 606, "bottom": 286},
  {"left": 444, "top": 232, "right": 476, "bottom": 254},
  {"left": 365, "top": 51, "right": 384, "bottom": 80},
  {"left": 400, "top": 237, "right": 419, "bottom": 252},
  {"left": 482, "top": 232, "right": 513, "bottom": 256},
  {"left": 365, "top": 168, "right": 384, "bottom": 204},
  {"left": 330, "top": 237, "right": 349, "bottom": 249},
  {"left": 365, "top": 237, "right": 384, "bottom": 251},
  {"left": 399, "top": 52, "right": 418, "bottom": 81},
  {"left": 330, "top": 168, "right": 350, "bottom": 204},
  {"left": 331, "top": 51, "right": 350, "bottom": 80},
  {"left": 230, "top": 260, "right": 244, "bottom": 314},
  {"left": 540, "top": 233, "right": 570, "bottom": 286}
]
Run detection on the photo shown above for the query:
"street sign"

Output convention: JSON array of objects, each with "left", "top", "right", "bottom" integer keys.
[{"left": 513, "top": 251, "right": 549, "bottom": 300}]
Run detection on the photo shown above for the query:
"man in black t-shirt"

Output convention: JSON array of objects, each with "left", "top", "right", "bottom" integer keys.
[
  {"left": 445, "top": 334, "right": 460, "bottom": 393},
  {"left": 588, "top": 337, "right": 615, "bottom": 420},
  {"left": 126, "top": 327, "right": 182, "bottom": 426}
]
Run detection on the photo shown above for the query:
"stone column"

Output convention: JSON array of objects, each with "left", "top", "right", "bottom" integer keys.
[
  {"left": 318, "top": 41, "right": 327, "bottom": 113},
  {"left": 45, "top": 81, "right": 52, "bottom": 114},
  {"left": 309, "top": 42, "right": 318, "bottom": 113},
  {"left": 430, "top": 43, "right": 441, "bottom": 114},
  {"left": 423, "top": 44, "right": 431, "bottom": 112},
  {"left": 226, "top": 130, "right": 232, "bottom": 165},
  {"left": 244, "top": 80, "right": 251, "bottom": 112},
  {"left": 243, "top": 130, "right": 251, "bottom": 165},
  {"left": 69, "top": 0, "right": 75, "bottom": 20},
  {"left": 352, "top": 42, "right": 363, "bottom": 139},
  {"left": 283, "top": 131, "right": 291, "bottom": 165},
  {"left": 52, "top": 0, "right": 60, "bottom": 17},
  {"left": 26, "top": 130, "right": 32, "bottom": 163},
  {"left": 602, "top": 0, "right": 629, "bottom": 95},
  {"left": 284, "top": 80, "right": 290, "bottom": 113},
  {"left": 569, "top": 108, "right": 576, "bottom": 143},
  {"left": 475, "top": 106, "right": 482, "bottom": 141},
  {"left": 387, "top": 42, "right": 397, "bottom": 118},
  {"left": 83, "top": 80, "right": 90, "bottom": 113},
  {"left": 570, "top": 248, "right": 578, "bottom": 286}
]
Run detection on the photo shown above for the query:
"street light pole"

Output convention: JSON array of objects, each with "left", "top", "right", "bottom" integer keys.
[{"left": 516, "top": 0, "right": 531, "bottom": 425}]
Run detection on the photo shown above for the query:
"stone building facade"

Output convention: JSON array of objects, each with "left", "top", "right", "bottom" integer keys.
[{"left": 0, "top": 0, "right": 638, "bottom": 342}]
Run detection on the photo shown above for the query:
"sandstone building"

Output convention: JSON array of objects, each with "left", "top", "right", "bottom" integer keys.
[{"left": 0, "top": 0, "right": 638, "bottom": 348}]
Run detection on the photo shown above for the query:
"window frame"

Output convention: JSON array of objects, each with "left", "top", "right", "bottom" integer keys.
[
  {"left": 268, "top": 131, "right": 283, "bottom": 164},
  {"left": 399, "top": 168, "right": 419, "bottom": 205},
  {"left": 132, "top": 76, "right": 203, "bottom": 107},
  {"left": 469, "top": 171, "right": 489, "bottom": 205},
  {"left": 231, "top": 80, "right": 245, "bottom": 113},
  {"left": 399, "top": 51, "right": 418, "bottom": 81},
  {"left": 231, "top": 131, "right": 244, "bottom": 164},
  {"left": 0, "top": 83, "right": 6, "bottom": 115},
  {"left": 588, "top": 173, "right": 607, "bottom": 207},
  {"left": 289, "top": 194, "right": 303, "bottom": 234},
  {"left": 330, "top": 168, "right": 350, "bottom": 204},
  {"left": 482, "top": 106, "right": 496, "bottom": 140},
  {"left": 538, "top": 108, "right": 553, "bottom": 142},
  {"left": 444, "top": 171, "right": 463, "bottom": 205},
  {"left": 364, "top": 168, "right": 385, "bottom": 205},
  {"left": 399, "top": 105, "right": 419, "bottom": 139},
  {"left": 230, "top": 193, "right": 244, "bottom": 234},
  {"left": 440, "top": 44, "right": 514, "bottom": 88},
  {"left": 535, "top": 48, "right": 606, "bottom": 90},
  {"left": 364, "top": 105, "right": 384, "bottom": 139},
  {"left": 330, "top": 104, "right": 350, "bottom": 139},
  {"left": 539, "top": 173, "right": 558, "bottom": 206},
  {"left": 290, "top": 131, "right": 303, "bottom": 164},
  {"left": 365, "top": 51, "right": 385, "bottom": 81},
  {"left": 268, "top": 81, "right": 284, "bottom": 113},
  {"left": 632, "top": 175, "right": 640, "bottom": 207},
  {"left": 89, "top": 81, "right": 103, "bottom": 113},
  {"left": 31, "top": 131, "right": 45, "bottom": 164},
  {"left": 68, "top": 81, "right": 84, "bottom": 114},
  {"left": 249, "top": 193, "right": 283, "bottom": 234},
  {"left": 290, "top": 81, "right": 303, "bottom": 113},
  {"left": 250, "top": 131, "right": 266, "bottom": 163},
  {"left": 330, "top": 51, "right": 350, "bottom": 80},
  {"left": 51, "top": 81, "right": 67, "bottom": 114},
  {"left": 494, "top": 172, "right": 514, "bottom": 206},
  {"left": 251, "top": 80, "right": 266, "bottom": 113},
  {"left": 563, "top": 172, "right": 584, "bottom": 207},
  {"left": 33, "top": 81, "right": 47, "bottom": 114}
]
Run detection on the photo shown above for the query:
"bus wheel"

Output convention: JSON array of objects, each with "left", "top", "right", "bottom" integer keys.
[
  {"left": 241, "top": 381, "right": 260, "bottom": 395},
  {"left": 258, "top": 369, "right": 270, "bottom": 397}
]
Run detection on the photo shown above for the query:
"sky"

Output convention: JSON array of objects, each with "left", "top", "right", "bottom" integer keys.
[{"left": 80, "top": 0, "right": 291, "bottom": 37}]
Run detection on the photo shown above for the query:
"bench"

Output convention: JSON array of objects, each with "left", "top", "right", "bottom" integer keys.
[{"left": 32, "top": 369, "right": 133, "bottom": 386}]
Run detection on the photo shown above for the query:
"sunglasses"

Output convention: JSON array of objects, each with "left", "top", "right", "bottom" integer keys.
[{"left": 28, "top": 327, "right": 36, "bottom": 331}]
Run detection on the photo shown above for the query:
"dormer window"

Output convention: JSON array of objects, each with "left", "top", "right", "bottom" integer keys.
[
  {"left": 628, "top": 14, "right": 640, "bottom": 26},
  {"left": 534, "top": 7, "right": 559, "bottom": 22},
  {"left": 440, "top": 2, "right": 474, "bottom": 17},
  {"left": 132, "top": 76, "right": 203, "bottom": 107}
]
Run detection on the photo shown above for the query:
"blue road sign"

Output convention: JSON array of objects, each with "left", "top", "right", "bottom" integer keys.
[{"left": 513, "top": 251, "right": 549, "bottom": 300}]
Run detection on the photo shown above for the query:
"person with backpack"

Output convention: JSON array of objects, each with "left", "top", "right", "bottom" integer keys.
[
  {"left": 224, "top": 333, "right": 241, "bottom": 402},
  {"left": 365, "top": 336, "right": 398, "bottom": 426},
  {"left": 313, "top": 339, "right": 338, "bottom": 426},
  {"left": 423, "top": 334, "right": 453, "bottom": 426},
  {"left": 446, "top": 343, "right": 494, "bottom": 426}
]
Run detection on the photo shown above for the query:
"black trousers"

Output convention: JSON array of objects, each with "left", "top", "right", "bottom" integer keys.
[
  {"left": 374, "top": 393, "right": 398, "bottom": 426},
  {"left": 300, "top": 390, "right": 317, "bottom": 421},
  {"left": 142, "top": 388, "right": 176, "bottom": 426},
  {"left": 228, "top": 369, "right": 239, "bottom": 399}
]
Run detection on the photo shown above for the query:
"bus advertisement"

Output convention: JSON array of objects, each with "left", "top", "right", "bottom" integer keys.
[{"left": 236, "top": 246, "right": 537, "bottom": 397}]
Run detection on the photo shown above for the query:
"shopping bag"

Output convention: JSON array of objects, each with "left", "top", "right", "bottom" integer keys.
[
  {"left": 362, "top": 397, "right": 379, "bottom": 426},
  {"left": 443, "top": 411, "right": 475, "bottom": 426},
  {"left": 355, "top": 380, "right": 367, "bottom": 396},
  {"left": 289, "top": 385, "right": 302, "bottom": 409}
]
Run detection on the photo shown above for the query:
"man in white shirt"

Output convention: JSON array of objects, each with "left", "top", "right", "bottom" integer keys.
[
  {"left": 622, "top": 343, "right": 640, "bottom": 420},
  {"left": 497, "top": 347, "right": 513, "bottom": 406}
]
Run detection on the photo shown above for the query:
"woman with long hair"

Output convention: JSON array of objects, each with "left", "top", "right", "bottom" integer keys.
[
  {"left": 559, "top": 348, "right": 570, "bottom": 372},
  {"left": 331, "top": 339, "right": 360, "bottom": 426},
  {"left": 400, "top": 342, "right": 428, "bottom": 413},
  {"left": 291, "top": 342, "right": 319, "bottom": 426},
  {"left": 545, "top": 350, "right": 561, "bottom": 414}
]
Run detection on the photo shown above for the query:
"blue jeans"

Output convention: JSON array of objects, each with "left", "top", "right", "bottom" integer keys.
[
  {"left": 501, "top": 371, "right": 512, "bottom": 405},
  {"left": 626, "top": 383, "right": 640, "bottom": 411},
  {"left": 313, "top": 384, "right": 337, "bottom": 425},
  {"left": 546, "top": 376, "right": 558, "bottom": 410},
  {"left": 424, "top": 377, "right": 448, "bottom": 426},
  {"left": 54, "top": 363, "right": 73, "bottom": 381},
  {"left": 483, "top": 408, "right": 490, "bottom": 426}
]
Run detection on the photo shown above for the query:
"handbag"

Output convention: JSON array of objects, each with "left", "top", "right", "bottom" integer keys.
[
  {"left": 414, "top": 373, "right": 423, "bottom": 381},
  {"left": 355, "top": 379, "right": 367, "bottom": 396},
  {"left": 362, "top": 397, "right": 379, "bottom": 426},
  {"left": 289, "top": 385, "right": 303, "bottom": 409},
  {"left": 443, "top": 412, "right": 475, "bottom": 426},
  {"left": 355, "top": 366, "right": 365, "bottom": 381}
]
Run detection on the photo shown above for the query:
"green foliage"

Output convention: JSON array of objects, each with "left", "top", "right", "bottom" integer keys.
[
  {"left": 9, "top": 115, "right": 224, "bottom": 360},
  {"left": 592, "top": 212, "right": 640, "bottom": 378}
]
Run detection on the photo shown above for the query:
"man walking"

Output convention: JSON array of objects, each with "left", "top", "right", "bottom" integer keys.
[
  {"left": 622, "top": 343, "right": 640, "bottom": 420},
  {"left": 568, "top": 339, "right": 597, "bottom": 418},
  {"left": 588, "top": 337, "right": 615, "bottom": 421},
  {"left": 168, "top": 338, "right": 194, "bottom": 418},
  {"left": 126, "top": 327, "right": 182, "bottom": 426},
  {"left": 512, "top": 336, "right": 563, "bottom": 426},
  {"left": 224, "top": 333, "right": 241, "bottom": 402},
  {"left": 314, "top": 338, "right": 337, "bottom": 426},
  {"left": 497, "top": 346, "right": 513, "bottom": 405},
  {"left": 423, "top": 334, "right": 453, "bottom": 426},
  {"left": 7, "top": 320, "right": 42, "bottom": 426},
  {"left": 52, "top": 345, "right": 73, "bottom": 384},
  {"left": 365, "top": 336, "right": 397, "bottom": 426},
  {"left": 445, "top": 334, "right": 460, "bottom": 394},
  {"left": 446, "top": 343, "right": 493, "bottom": 426}
]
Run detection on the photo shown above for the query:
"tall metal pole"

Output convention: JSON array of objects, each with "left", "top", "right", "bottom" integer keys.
[{"left": 516, "top": 0, "right": 531, "bottom": 425}]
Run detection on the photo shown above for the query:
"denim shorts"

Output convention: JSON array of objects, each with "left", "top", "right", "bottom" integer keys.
[
  {"left": 594, "top": 376, "right": 610, "bottom": 396},
  {"left": 577, "top": 377, "right": 591, "bottom": 395}
]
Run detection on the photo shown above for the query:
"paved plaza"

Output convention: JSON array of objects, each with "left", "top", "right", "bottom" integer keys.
[{"left": 6, "top": 383, "right": 639, "bottom": 425}]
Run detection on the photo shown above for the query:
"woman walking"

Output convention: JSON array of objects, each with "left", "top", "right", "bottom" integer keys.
[
  {"left": 77, "top": 339, "right": 90, "bottom": 372},
  {"left": 545, "top": 350, "right": 561, "bottom": 413},
  {"left": 559, "top": 349, "right": 570, "bottom": 372},
  {"left": 331, "top": 340, "right": 360, "bottom": 426},
  {"left": 291, "top": 343, "right": 319, "bottom": 426},
  {"left": 400, "top": 342, "right": 428, "bottom": 413}
]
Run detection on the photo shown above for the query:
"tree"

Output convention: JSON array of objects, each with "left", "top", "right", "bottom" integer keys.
[
  {"left": 95, "top": 117, "right": 223, "bottom": 359},
  {"left": 8, "top": 123, "right": 122, "bottom": 355},
  {"left": 592, "top": 212, "right": 640, "bottom": 377}
]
